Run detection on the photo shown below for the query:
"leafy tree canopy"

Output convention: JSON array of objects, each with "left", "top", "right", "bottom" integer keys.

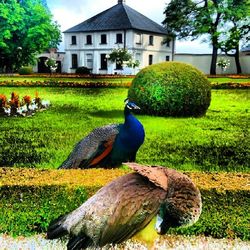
[
  {"left": 163, "top": 0, "right": 250, "bottom": 74},
  {"left": 0, "top": 0, "right": 61, "bottom": 72}
]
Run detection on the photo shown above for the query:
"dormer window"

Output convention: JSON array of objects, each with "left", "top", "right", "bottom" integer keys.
[
  {"left": 149, "top": 35, "right": 154, "bottom": 45},
  {"left": 101, "top": 34, "right": 107, "bottom": 44},
  {"left": 71, "top": 36, "right": 76, "bottom": 45},
  {"left": 86, "top": 35, "right": 92, "bottom": 45},
  {"left": 116, "top": 33, "right": 123, "bottom": 44}
]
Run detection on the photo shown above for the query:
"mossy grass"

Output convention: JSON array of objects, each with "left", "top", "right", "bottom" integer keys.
[
  {"left": 0, "top": 169, "right": 249, "bottom": 239},
  {"left": 0, "top": 87, "right": 249, "bottom": 172}
]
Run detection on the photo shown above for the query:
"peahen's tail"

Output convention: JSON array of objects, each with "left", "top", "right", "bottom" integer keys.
[
  {"left": 47, "top": 214, "right": 68, "bottom": 239},
  {"left": 47, "top": 214, "right": 93, "bottom": 250}
]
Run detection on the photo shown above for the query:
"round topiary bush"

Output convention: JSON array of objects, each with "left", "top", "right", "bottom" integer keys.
[{"left": 128, "top": 62, "right": 211, "bottom": 117}]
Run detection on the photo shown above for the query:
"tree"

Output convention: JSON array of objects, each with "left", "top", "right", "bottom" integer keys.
[
  {"left": 108, "top": 48, "right": 132, "bottom": 69},
  {"left": 0, "top": 0, "right": 61, "bottom": 73},
  {"left": 162, "top": 0, "right": 249, "bottom": 75},
  {"left": 219, "top": 0, "right": 250, "bottom": 74}
]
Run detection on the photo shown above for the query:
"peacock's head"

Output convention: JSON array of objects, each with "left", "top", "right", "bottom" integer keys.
[{"left": 124, "top": 98, "right": 140, "bottom": 111}]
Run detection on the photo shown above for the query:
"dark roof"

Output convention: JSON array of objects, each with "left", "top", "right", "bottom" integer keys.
[{"left": 64, "top": 2, "right": 167, "bottom": 35}]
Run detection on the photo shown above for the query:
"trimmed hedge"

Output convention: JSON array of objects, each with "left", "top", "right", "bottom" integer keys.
[
  {"left": 128, "top": 62, "right": 211, "bottom": 117},
  {"left": 18, "top": 67, "right": 33, "bottom": 75},
  {"left": 0, "top": 168, "right": 249, "bottom": 240}
]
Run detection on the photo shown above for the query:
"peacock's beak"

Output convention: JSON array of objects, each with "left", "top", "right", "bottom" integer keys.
[{"left": 131, "top": 103, "right": 140, "bottom": 110}]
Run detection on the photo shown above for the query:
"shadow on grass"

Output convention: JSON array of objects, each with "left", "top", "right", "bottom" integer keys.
[
  {"left": 89, "top": 109, "right": 123, "bottom": 119},
  {"left": 52, "top": 105, "right": 84, "bottom": 115},
  {"left": 47, "top": 87, "right": 113, "bottom": 96}
]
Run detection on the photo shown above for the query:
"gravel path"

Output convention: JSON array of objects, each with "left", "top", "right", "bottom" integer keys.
[{"left": 0, "top": 234, "right": 249, "bottom": 250}]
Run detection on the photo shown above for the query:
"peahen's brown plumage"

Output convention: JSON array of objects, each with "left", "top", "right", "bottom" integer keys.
[{"left": 47, "top": 163, "right": 202, "bottom": 250}]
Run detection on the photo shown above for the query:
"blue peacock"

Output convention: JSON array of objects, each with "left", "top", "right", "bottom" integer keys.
[{"left": 58, "top": 99, "right": 145, "bottom": 169}]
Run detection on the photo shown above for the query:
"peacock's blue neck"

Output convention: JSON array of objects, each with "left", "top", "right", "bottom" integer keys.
[{"left": 123, "top": 108, "right": 145, "bottom": 147}]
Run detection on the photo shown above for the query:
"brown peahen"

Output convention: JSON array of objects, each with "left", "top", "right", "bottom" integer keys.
[{"left": 47, "top": 163, "right": 202, "bottom": 250}]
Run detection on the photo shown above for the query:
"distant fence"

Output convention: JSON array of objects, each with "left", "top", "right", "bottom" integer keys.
[{"left": 174, "top": 53, "right": 250, "bottom": 74}]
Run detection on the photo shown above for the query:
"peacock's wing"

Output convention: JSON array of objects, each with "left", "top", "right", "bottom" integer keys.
[
  {"left": 124, "top": 162, "right": 168, "bottom": 191},
  {"left": 97, "top": 173, "right": 167, "bottom": 246},
  {"left": 58, "top": 124, "right": 120, "bottom": 169}
]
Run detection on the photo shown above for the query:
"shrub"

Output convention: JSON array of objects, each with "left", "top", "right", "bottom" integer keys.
[
  {"left": 75, "top": 66, "right": 91, "bottom": 75},
  {"left": 128, "top": 62, "right": 211, "bottom": 117},
  {"left": 18, "top": 66, "right": 33, "bottom": 75}
]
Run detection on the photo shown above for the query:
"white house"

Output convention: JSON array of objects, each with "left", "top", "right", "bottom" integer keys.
[{"left": 62, "top": 0, "right": 174, "bottom": 74}]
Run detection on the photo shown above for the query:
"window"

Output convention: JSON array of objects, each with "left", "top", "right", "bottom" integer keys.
[
  {"left": 86, "top": 54, "right": 93, "bottom": 69},
  {"left": 100, "top": 54, "right": 107, "bottom": 70},
  {"left": 166, "top": 55, "right": 170, "bottom": 61},
  {"left": 136, "top": 53, "right": 141, "bottom": 61},
  {"left": 136, "top": 33, "right": 142, "bottom": 44},
  {"left": 71, "top": 54, "right": 78, "bottom": 69},
  {"left": 149, "top": 35, "right": 154, "bottom": 45},
  {"left": 86, "top": 35, "right": 92, "bottom": 45},
  {"left": 166, "top": 40, "right": 170, "bottom": 47},
  {"left": 148, "top": 55, "right": 153, "bottom": 65},
  {"left": 100, "top": 34, "right": 107, "bottom": 44},
  {"left": 71, "top": 36, "right": 76, "bottom": 45},
  {"left": 116, "top": 33, "right": 123, "bottom": 43},
  {"left": 116, "top": 61, "right": 123, "bottom": 70}
]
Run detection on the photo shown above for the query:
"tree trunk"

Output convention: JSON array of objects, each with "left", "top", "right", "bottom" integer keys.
[
  {"left": 234, "top": 45, "right": 242, "bottom": 74},
  {"left": 210, "top": 44, "right": 218, "bottom": 75}
]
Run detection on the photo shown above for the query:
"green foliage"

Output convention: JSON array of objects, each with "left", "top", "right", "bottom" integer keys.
[
  {"left": 108, "top": 48, "right": 132, "bottom": 67},
  {"left": 44, "top": 58, "right": 58, "bottom": 72},
  {"left": 170, "top": 190, "right": 250, "bottom": 240},
  {"left": 0, "top": 87, "right": 249, "bottom": 172},
  {"left": 0, "top": 0, "right": 61, "bottom": 72},
  {"left": 0, "top": 185, "right": 249, "bottom": 240},
  {"left": 128, "top": 62, "right": 211, "bottom": 117},
  {"left": 75, "top": 66, "right": 91, "bottom": 75},
  {"left": 163, "top": 0, "right": 250, "bottom": 74},
  {"left": 18, "top": 66, "right": 33, "bottom": 75}
]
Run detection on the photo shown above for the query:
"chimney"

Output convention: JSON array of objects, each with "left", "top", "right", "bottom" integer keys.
[{"left": 118, "top": 0, "right": 126, "bottom": 4}]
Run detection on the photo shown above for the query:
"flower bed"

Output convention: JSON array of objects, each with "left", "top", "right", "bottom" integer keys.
[
  {"left": 210, "top": 82, "right": 250, "bottom": 89},
  {"left": 0, "top": 80, "right": 131, "bottom": 88},
  {"left": 0, "top": 92, "right": 50, "bottom": 117}
]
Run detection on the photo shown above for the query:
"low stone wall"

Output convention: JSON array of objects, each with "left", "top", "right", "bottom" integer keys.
[{"left": 175, "top": 53, "right": 250, "bottom": 74}]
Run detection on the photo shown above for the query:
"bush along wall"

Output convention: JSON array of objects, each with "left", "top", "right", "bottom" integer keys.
[{"left": 0, "top": 176, "right": 249, "bottom": 240}]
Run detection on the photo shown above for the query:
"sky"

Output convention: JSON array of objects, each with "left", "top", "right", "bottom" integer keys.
[{"left": 46, "top": 0, "right": 212, "bottom": 54}]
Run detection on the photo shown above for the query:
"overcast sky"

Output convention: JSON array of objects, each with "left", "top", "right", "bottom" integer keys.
[{"left": 47, "top": 0, "right": 212, "bottom": 54}]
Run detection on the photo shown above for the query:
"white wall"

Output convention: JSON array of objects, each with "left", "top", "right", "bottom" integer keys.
[
  {"left": 63, "top": 30, "right": 173, "bottom": 74},
  {"left": 175, "top": 53, "right": 250, "bottom": 74}
]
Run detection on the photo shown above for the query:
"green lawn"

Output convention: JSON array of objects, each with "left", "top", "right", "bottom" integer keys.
[
  {"left": 0, "top": 87, "right": 249, "bottom": 172},
  {"left": 209, "top": 77, "right": 250, "bottom": 83}
]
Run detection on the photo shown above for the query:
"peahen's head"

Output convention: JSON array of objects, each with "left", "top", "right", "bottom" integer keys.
[{"left": 124, "top": 98, "right": 140, "bottom": 113}]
